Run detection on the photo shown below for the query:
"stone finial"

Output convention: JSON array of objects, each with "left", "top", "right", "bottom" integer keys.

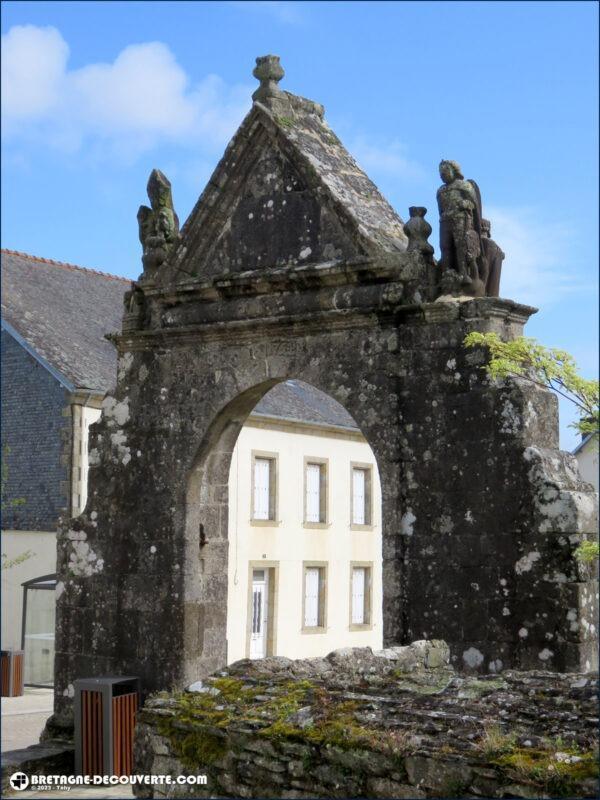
[
  {"left": 252, "top": 55, "right": 285, "bottom": 103},
  {"left": 404, "top": 207, "right": 434, "bottom": 258}
]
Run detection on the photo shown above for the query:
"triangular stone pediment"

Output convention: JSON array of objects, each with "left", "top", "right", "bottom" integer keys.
[{"left": 161, "top": 96, "right": 408, "bottom": 285}]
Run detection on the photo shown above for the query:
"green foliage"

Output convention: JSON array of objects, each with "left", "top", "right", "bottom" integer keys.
[
  {"left": 1, "top": 550, "right": 34, "bottom": 571},
  {"left": 464, "top": 332, "right": 599, "bottom": 437},
  {"left": 475, "top": 724, "right": 518, "bottom": 758},
  {"left": 574, "top": 540, "right": 600, "bottom": 563}
]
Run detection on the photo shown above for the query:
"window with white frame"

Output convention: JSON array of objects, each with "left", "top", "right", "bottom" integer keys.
[
  {"left": 78, "top": 406, "right": 101, "bottom": 515},
  {"left": 351, "top": 464, "right": 372, "bottom": 527},
  {"left": 305, "top": 460, "right": 327, "bottom": 524},
  {"left": 351, "top": 565, "right": 371, "bottom": 627},
  {"left": 303, "top": 565, "right": 326, "bottom": 628},
  {"left": 252, "top": 453, "right": 277, "bottom": 521}
]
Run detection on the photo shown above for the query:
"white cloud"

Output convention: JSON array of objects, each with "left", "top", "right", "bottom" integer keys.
[
  {"left": 1, "top": 25, "right": 251, "bottom": 158},
  {"left": 1, "top": 25, "right": 69, "bottom": 120},
  {"left": 349, "top": 136, "right": 424, "bottom": 181},
  {"left": 486, "top": 205, "right": 588, "bottom": 308},
  {"left": 70, "top": 43, "right": 196, "bottom": 138}
]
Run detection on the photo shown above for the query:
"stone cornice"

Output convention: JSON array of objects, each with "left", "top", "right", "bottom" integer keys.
[
  {"left": 397, "top": 296, "right": 538, "bottom": 326},
  {"left": 116, "top": 305, "right": 389, "bottom": 353},
  {"left": 140, "top": 253, "right": 421, "bottom": 305}
]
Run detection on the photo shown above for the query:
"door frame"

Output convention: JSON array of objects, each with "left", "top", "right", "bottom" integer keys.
[{"left": 246, "top": 561, "right": 278, "bottom": 659}]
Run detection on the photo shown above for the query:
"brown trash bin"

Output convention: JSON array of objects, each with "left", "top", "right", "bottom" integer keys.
[
  {"left": 1, "top": 650, "right": 24, "bottom": 696},
  {"left": 74, "top": 676, "right": 140, "bottom": 777}
]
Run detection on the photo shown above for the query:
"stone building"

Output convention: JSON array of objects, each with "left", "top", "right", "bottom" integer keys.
[
  {"left": 1, "top": 250, "right": 384, "bottom": 683},
  {"left": 1, "top": 249, "right": 129, "bottom": 683},
  {"left": 44, "top": 55, "right": 597, "bottom": 734}
]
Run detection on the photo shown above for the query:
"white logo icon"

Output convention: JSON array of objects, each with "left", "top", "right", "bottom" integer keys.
[{"left": 10, "top": 772, "right": 30, "bottom": 791}]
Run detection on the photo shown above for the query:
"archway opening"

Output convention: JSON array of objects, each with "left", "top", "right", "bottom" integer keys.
[{"left": 184, "top": 379, "right": 383, "bottom": 678}]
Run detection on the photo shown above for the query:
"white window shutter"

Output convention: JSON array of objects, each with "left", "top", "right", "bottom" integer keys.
[
  {"left": 352, "top": 568, "right": 366, "bottom": 624},
  {"left": 306, "top": 464, "right": 321, "bottom": 522},
  {"left": 353, "top": 469, "right": 366, "bottom": 525},
  {"left": 254, "top": 459, "right": 270, "bottom": 520},
  {"left": 304, "top": 568, "right": 320, "bottom": 627}
]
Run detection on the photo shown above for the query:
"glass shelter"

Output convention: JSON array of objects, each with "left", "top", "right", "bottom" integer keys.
[{"left": 21, "top": 574, "right": 56, "bottom": 687}]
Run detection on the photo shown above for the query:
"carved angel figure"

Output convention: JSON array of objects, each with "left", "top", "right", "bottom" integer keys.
[{"left": 137, "top": 169, "right": 179, "bottom": 276}]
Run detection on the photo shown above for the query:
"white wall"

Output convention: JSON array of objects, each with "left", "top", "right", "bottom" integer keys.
[
  {"left": 1, "top": 530, "right": 56, "bottom": 650},
  {"left": 575, "top": 440, "right": 599, "bottom": 492},
  {"left": 226, "top": 418, "right": 383, "bottom": 663}
]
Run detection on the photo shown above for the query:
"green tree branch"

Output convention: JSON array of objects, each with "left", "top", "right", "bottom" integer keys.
[{"left": 464, "top": 333, "right": 599, "bottom": 438}]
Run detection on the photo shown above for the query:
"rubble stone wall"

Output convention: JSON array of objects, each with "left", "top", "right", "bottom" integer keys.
[{"left": 133, "top": 644, "right": 599, "bottom": 799}]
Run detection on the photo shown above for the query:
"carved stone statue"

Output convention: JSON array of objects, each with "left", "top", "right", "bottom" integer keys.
[
  {"left": 481, "top": 218, "right": 504, "bottom": 298},
  {"left": 138, "top": 169, "right": 179, "bottom": 276},
  {"left": 436, "top": 160, "right": 486, "bottom": 297},
  {"left": 122, "top": 286, "right": 145, "bottom": 331}
]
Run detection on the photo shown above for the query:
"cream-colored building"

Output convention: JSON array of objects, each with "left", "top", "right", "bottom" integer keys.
[
  {"left": 573, "top": 434, "right": 599, "bottom": 492},
  {"left": 226, "top": 380, "right": 383, "bottom": 663}
]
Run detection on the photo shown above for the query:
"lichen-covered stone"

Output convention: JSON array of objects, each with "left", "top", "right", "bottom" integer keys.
[
  {"left": 131, "top": 648, "right": 599, "bottom": 799},
  {"left": 50, "top": 58, "right": 598, "bottom": 738}
]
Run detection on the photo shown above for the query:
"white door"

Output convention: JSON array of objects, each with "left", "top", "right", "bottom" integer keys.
[{"left": 250, "top": 570, "right": 269, "bottom": 659}]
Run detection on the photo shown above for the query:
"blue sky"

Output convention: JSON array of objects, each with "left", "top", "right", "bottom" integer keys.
[{"left": 2, "top": 1, "right": 598, "bottom": 448}]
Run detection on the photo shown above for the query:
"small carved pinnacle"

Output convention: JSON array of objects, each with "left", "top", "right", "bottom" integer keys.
[{"left": 252, "top": 54, "right": 285, "bottom": 102}]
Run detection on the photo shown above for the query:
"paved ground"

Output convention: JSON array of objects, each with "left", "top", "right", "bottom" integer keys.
[
  {"left": 1, "top": 687, "right": 54, "bottom": 752},
  {"left": 2, "top": 689, "right": 133, "bottom": 798}
]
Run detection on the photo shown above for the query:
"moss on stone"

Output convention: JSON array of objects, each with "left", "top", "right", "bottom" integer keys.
[
  {"left": 494, "top": 747, "right": 599, "bottom": 795},
  {"left": 144, "top": 671, "right": 598, "bottom": 797},
  {"left": 179, "top": 730, "right": 228, "bottom": 767},
  {"left": 276, "top": 116, "right": 295, "bottom": 128},
  {"left": 155, "top": 711, "right": 228, "bottom": 769},
  {"left": 459, "top": 677, "right": 507, "bottom": 698},
  {"left": 209, "top": 676, "right": 257, "bottom": 703}
]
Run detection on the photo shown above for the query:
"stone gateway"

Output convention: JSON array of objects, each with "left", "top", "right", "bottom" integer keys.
[{"left": 51, "top": 56, "right": 597, "bottom": 734}]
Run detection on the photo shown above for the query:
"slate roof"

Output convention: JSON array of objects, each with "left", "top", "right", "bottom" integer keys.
[
  {"left": 1, "top": 249, "right": 358, "bottom": 431},
  {"left": 1, "top": 249, "right": 131, "bottom": 392},
  {"left": 280, "top": 92, "right": 408, "bottom": 253},
  {"left": 255, "top": 380, "right": 359, "bottom": 431}
]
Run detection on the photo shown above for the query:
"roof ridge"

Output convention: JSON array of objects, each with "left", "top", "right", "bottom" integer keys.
[{"left": 1, "top": 248, "right": 132, "bottom": 283}]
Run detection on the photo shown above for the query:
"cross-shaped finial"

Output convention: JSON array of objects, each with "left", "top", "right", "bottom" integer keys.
[{"left": 252, "top": 55, "right": 285, "bottom": 102}]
